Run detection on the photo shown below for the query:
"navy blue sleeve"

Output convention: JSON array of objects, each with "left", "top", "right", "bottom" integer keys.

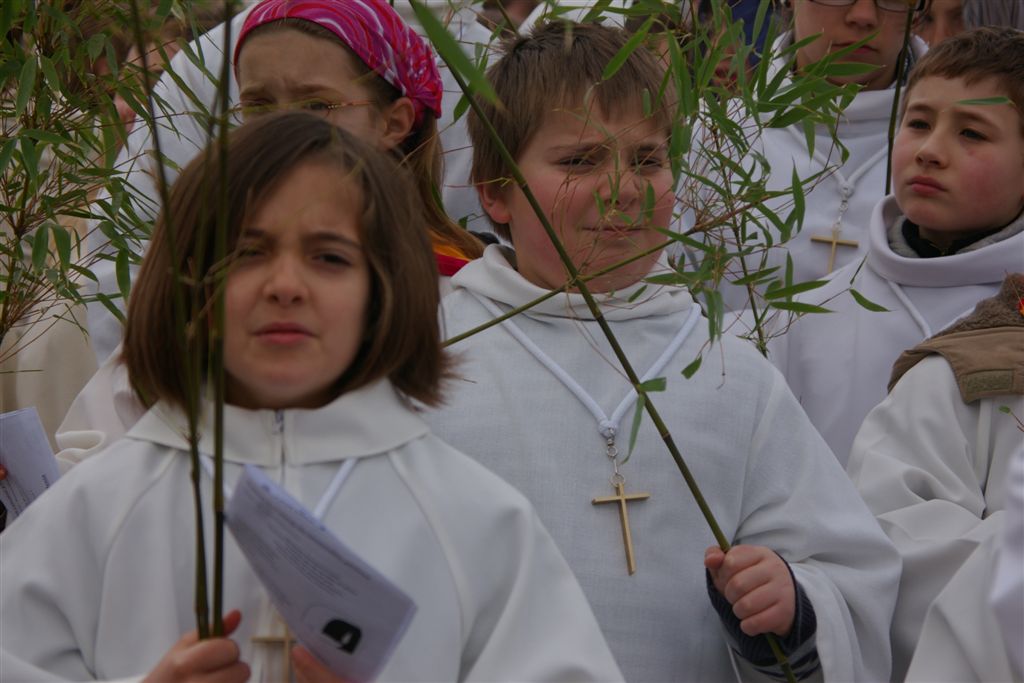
[{"left": 705, "top": 557, "right": 820, "bottom": 680}]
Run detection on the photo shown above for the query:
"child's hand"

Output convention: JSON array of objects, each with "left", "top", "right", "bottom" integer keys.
[
  {"left": 705, "top": 545, "right": 795, "bottom": 638},
  {"left": 143, "top": 610, "right": 250, "bottom": 683},
  {"left": 292, "top": 645, "right": 351, "bottom": 683}
]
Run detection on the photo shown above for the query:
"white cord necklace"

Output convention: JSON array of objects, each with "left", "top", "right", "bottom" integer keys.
[{"left": 469, "top": 291, "right": 702, "bottom": 574}]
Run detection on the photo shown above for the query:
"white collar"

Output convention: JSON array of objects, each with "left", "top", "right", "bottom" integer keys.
[
  {"left": 450, "top": 245, "right": 697, "bottom": 322},
  {"left": 127, "top": 379, "right": 428, "bottom": 467},
  {"left": 866, "top": 195, "right": 1024, "bottom": 287}
]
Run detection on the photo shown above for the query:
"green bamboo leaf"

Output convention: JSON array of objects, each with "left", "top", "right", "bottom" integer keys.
[
  {"left": 790, "top": 167, "right": 805, "bottom": 230},
  {"left": 94, "top": 293, "right": 127, "bottom": 325},
  {"left": 850, "top": 288, "right": 890, "bottom": 312},
  {"left": 626, "top": 393, "right": 646, "bottom": 460},
  {"left": 767, "top": 107, "right": 811, "bottom": 129},
  {"left": 39, "top": 55, "right": 62, "bottom": 96},
  {"left": 645, "top": 272, "right": 686, "bottom": 286},
  {"left": 51, "top": 225, "right": 72, "bottom": 268},
  {"left": 452, "top": 93, "right": 470, "bottom": 123},
  {"left": 999, "top": 405, "right": 1011, "bottom": 414},
  {"left": 603, "top": 16, "right": 651, "bottom": 80},
  {"left": 409, "top": 0, "right": 497, "bottom": 104},
  {"left": 21, "top": 128, "right": 66, "bottom": 145},
  {"left": 705, "top": 288, "right": 724, "bottom": 341},
  {"left": 16, "top": 56, "right": 37, "bottom": 117},
  {"left": 802, "top": 117, "right": 816, "bottom": 162},
  {"left": 116, "top": 249, "right": 132, "bottom": 300},
  {"left": 0, "top": 138, "right": 16, "bottom": 176},
  {"left": 639, "top": 377, "right": 667, "bottom": 393},
  {"left": 681, "top": 354, "right": 702, "bottom": 379},
  {"left": 0, "top": 0, "right": 21, "bottom": 37},
  {"left": 582, "top": 0, "right": 616, "bottom": 23},
  {"left": 729, "top": 265, "right": 781, "bottom": 286},
  {"left": 86, "top": 33, "right": 106, "bottom": 63},
  {"left": 31, "top": 224, "right": 49, "bottom": 270},
  {"left": 68, "top": 263, "right": 99, "bottom": 282},
  {"left": 957, "top": 96, "right": 1011, "bottom": 106},
  {"left": 769, "top": 301, "right": 832, "bottom": 314},
  {"left": 762, "top": 279, "right": 828, "bottom": 300},
  {"left": 627, "top": 284, "right": 648, "bottom": 303}
]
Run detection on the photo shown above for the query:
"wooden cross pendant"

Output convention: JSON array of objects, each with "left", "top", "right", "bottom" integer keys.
[
  {"left": 811, "top": 230, "right": 859, "bottom": 274},
  {"left": 252, "top": 618, "right": 297, "bottom": 682},
  {"left": 592, "top": 480, "right": 651, "bottom": 575}
]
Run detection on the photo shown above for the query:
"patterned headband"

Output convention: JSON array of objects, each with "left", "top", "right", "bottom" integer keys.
[{"left": 235, "top": 0, "right": 443, "bottom": 127}]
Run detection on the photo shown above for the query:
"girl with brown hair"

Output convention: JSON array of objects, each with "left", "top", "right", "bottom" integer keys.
[{"left": 0, "top": 112, "right": 619, "bottom": 683}]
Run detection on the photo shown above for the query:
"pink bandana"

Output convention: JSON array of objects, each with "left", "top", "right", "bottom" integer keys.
[{"left": 235, "top": 0, "right": 443, "bottom": 127}]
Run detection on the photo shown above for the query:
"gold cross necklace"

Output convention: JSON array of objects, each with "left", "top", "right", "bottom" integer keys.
[{"left": 592, "top": 434, "right": 650, "bottom": 575}]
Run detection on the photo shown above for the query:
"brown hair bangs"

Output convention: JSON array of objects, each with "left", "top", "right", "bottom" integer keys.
[
  {"left": 902, "top": 26, "right": 1024, "bottom": 134},
  {"left": 123, "top": 112, "right": 451, "bottom": 411},
  {"left": 468, "top": 21, "right": 677, "bottom": 239}
]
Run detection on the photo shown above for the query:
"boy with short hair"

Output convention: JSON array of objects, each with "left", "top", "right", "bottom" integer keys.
[
  {"left": 426, "top": 21, "right": 899, "bottom": 682},
  {"left": 767, "top": 26, "right": 1024, "bottom": 467}
]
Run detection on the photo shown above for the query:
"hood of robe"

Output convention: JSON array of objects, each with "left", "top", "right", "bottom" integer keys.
[
  {"left": 866, "top": 195, "right": 1024, "bottom": 288},
  {"left": 450, "top": 245, "right": 697, "bottom": 322},
  {"left": 126, "top": 378, "right": 429, "bottom": 466}
]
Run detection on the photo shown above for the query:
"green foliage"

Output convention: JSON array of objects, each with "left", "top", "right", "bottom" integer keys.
[{"left": 0, "top": 1, "right": 212, "bottom": 364}]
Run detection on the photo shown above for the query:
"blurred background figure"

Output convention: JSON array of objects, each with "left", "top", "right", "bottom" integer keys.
[
  {"left": 627, "top": 0, "right": 777, "bottom": 90},
  {"left": 476, "top": 0, "right": 539, "bottom": 29},
  {"left": 915, "top": 0, "right": 1024, "bottom": 45},
  {"left": 111, "top": 3, "right": 225, "bottom": 133}
]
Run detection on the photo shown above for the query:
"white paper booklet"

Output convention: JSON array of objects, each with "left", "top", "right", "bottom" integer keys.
[
  {"left": 0, "top": 407, "right": 61, "bottom": 522},
  {"left": 227, "top": 464, "right": 416, "bottom": 682}
]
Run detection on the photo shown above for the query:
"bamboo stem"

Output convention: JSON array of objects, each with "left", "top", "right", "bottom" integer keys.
[
  {"left": 885, "top": 5, "right": 916, "bottom": 194},
  {"left": 210, "top": 0, "right": 236, "bottom": 638},
  {"left": 127, "top": 0, "right": 209, "bottom": 638}
]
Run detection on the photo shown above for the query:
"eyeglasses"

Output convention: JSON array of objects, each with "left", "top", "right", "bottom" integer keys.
[
  {"left": 230, "top": 99, "right": 374, "bottom": 120},
  {"left": 809, "top": 0, "right": 925, "bottom": 12}
]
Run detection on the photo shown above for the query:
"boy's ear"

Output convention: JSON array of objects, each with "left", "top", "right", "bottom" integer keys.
[
  {"left": 378, "top": 97, "right": 416, "bottom": 151},
  {"left": 478, "top": 180, "right": 512, "bottom": 225}
]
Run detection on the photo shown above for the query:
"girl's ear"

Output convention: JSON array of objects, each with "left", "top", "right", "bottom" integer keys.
[
  {"left": 378, "top": 97, "right": 416, "bottom": 151},
  {"left": 478, "top": 180, "right": 512, "bottom": 225}
]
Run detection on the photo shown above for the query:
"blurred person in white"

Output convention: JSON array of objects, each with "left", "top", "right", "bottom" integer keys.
[
  {"left": 847, "top": 274, "right": 1024, "bottom": 681},
  {"left": 914, "top": 0, "right": 1023, "bottom": 46}
]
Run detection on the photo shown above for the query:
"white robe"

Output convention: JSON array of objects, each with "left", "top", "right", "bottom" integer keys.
[
  {"left": 83, "top": 5, "right": 491, "bottom": 363},
  {"left": 425, "top": 246, "right": 901, "bottom": 682},
  {"left": 767, "top": 195, "right": 1023, "bottom": 465},
  {"left": 990, "top": 445, "right": 1024, "bottom": 679},
  {"left": 0, "top": 379, "right": 622, "bottom": 683},
  {"left": 0, "top": 301, "right": 96, "bottom": 449},
  {"left": 847, "top": 355, "right": 1024, "bottom": 681},
  {"left": 697, "top": 34, "right": 926, "bottom": 313}
]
